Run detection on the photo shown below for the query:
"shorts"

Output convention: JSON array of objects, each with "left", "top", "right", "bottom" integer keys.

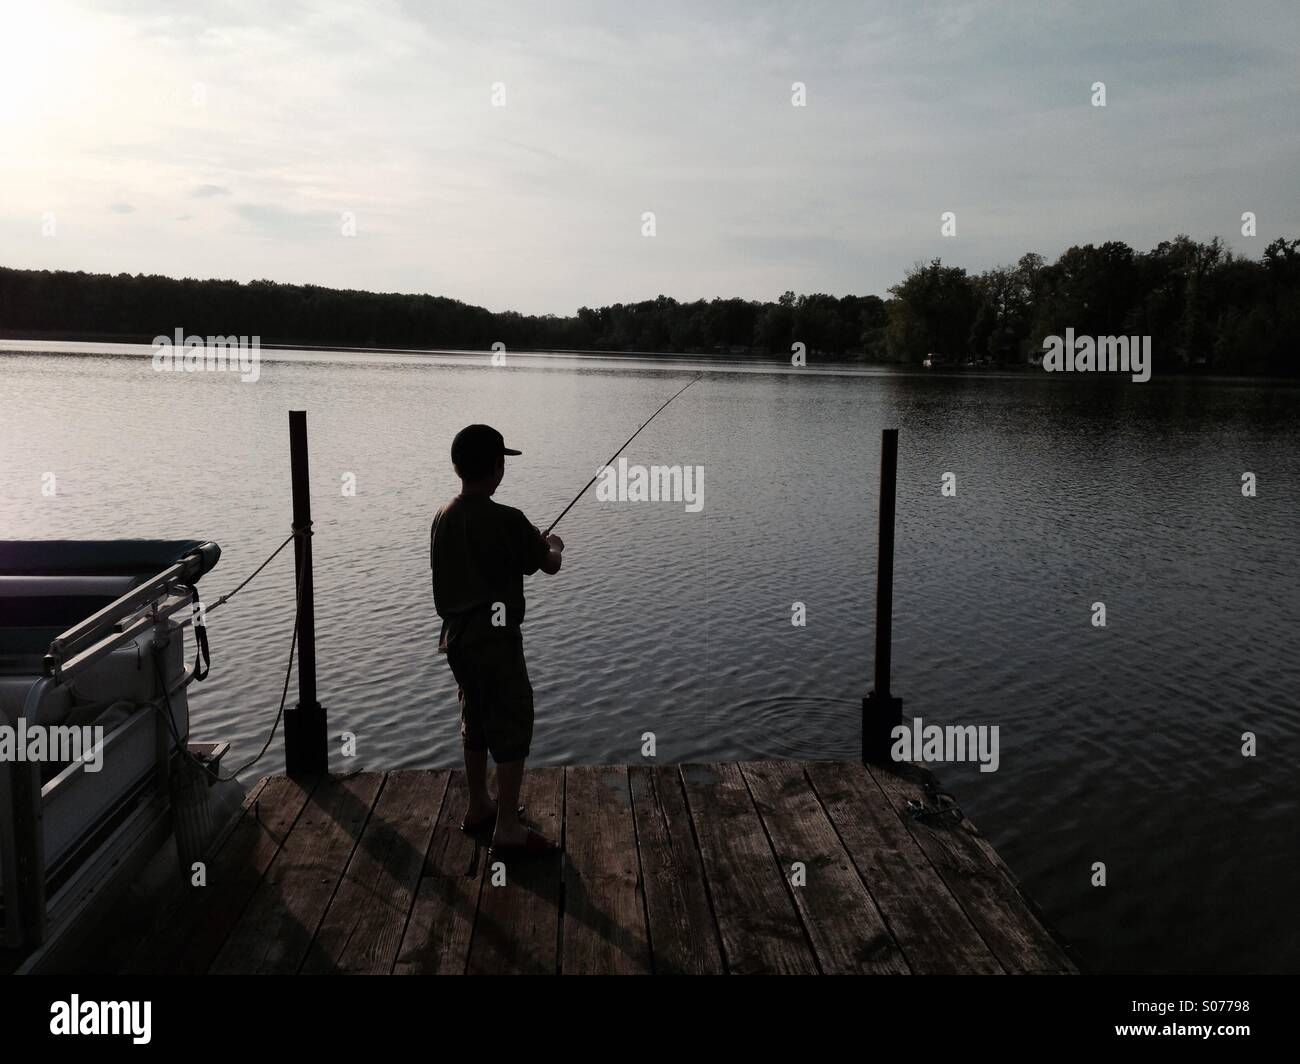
[{"left": 445, "top": 636, "right": 534, "bottom": 763}]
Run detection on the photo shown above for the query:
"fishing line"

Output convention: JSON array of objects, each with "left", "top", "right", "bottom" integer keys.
[{"left": 543, "top": 373, "right": 702, "bottom": 536}]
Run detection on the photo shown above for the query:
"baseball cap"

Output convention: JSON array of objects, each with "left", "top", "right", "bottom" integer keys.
[{"left": 450, "top": 424, "right": 522, "bottom": 470}]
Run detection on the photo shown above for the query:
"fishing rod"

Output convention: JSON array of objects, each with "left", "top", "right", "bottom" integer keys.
[{"left": 543, "top": 374, "right": 702, "bottom": 536}]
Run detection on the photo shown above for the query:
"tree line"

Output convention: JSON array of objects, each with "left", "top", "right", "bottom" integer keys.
[{"left": 2, "top": 234, "right": 1297, "bottom": 375}]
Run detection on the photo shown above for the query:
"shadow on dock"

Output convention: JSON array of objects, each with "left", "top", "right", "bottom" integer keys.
[{"left": 125, "top": 759, "right": 1077, "bottom": 975}]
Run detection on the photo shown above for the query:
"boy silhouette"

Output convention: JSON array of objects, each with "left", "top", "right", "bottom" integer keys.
[{"left": 430, "top": 424, "right": 564, "bottom": 857}]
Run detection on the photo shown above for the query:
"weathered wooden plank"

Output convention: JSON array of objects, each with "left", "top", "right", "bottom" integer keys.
[
  {"left": 122, "top": 759, "right": 1073, "bottom": 976},
  {"left": 393, "top": 771, "right": 488, "bottom": 975},
  {"left": 679, "top": 763, "right": 818, "bottom": 974},
  {"left": 741, "top": 760, "right": 910, "bottom": 974},
  {"left": 301, "top": 770, "right": 449, "bottom": 974},
  {"left": 217, "top": 776, "right": 272, "bottom": 846},
  {"left": 628, "top": 765, "right": 724, "bottom": 975},
  {"left": 125, "top": 774, "right": 315, "bottom": 974},
  {"left": 803, "top": 760, "right": 1002, "bottom": 974},
  {"left": 466, "top": 766, "right": 564, "bottom": 975},
  {"left": 209, "top": 772, "right": 384, "bottom": 974},
  {"left": 867, "top": 761, "right": 1076, "bottom": 974},
  {"left": 561, "top": 765, "right": 651, "bottom": 974}
]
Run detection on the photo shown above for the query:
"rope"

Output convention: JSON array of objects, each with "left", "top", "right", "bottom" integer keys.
[
  {"left": 208, "top": 551, "right": 307, "bottom": 781},
  {"left": 205, "top": 530, "right": 298, "bottom": 614},
  {"left": 151, "top": 529, "right": 307, "bottom": 783},
  {"left": 906, "top": 780, "right": 965, "bottom": 823}
]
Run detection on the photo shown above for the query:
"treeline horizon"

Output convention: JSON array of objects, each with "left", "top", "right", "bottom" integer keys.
[{"left": 2, "top": 233, "right": 1298, "bottom": 376}]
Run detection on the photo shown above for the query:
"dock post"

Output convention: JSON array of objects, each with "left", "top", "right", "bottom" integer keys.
[
  {"left": 284, "top": 410, "right": 328, "bottom": 777},
  {"left": 863, "top": 428, "right": 903, "bottom": 764}
]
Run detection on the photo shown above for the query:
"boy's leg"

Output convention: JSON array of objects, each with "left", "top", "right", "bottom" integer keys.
[
  {"left": 492, "top": 760, "right": 528, "bottom": 845},
  {"left": 449, "top": 647, "right": 495, "bottom": 821},
  {"left": 463, "top": 746, "right": 494, "bottom": 821},
  {"left": 488, "top": 639, "right": 547, "bottom": 848}
]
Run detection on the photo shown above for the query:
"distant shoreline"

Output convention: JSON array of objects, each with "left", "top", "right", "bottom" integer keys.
[
  {"left": 0, "top": 329, "right": 877, "bottom": 365},
  {"left": 0, "top": 330, "right": 919, "bottom": 370},
  {"left": 6, "top": 236, "right": 1298, "bottom": 378},
  {"left": 0, "top": 329, "right": 773, "bottom": 360},
  {"left": 6, "top": 334, "right": 1300, "bottom": 387}
]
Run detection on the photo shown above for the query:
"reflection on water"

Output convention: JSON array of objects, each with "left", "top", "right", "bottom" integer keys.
[{"left": 1, "top": 342, "right": 1297, "bottom": 973}]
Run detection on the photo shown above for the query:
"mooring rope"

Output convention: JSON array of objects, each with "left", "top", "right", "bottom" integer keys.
[
  {"left": 150, "top": 529, "right": 308, "bottom": 782},
  {"left": 206, "top": 550, "right": 307, "bottom": 781},
  {"left": 205, "top": 529, "right": 298, "bottom": 614}
]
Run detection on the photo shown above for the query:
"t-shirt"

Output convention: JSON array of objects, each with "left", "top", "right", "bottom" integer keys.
[{"left": 430, "top": 494, "right": 549, "bottom": 651}]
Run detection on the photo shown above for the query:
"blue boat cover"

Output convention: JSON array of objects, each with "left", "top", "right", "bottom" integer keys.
[
  {"left": 0, "top": 541, "right": 222, "bottom": 672},
  {"left": 0, "top": 540, "right": 221, "bottom": 582}
]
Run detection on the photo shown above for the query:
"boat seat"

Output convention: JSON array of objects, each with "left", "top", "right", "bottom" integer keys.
[
  {"left": 0, "top": 675, "right": 74, "bottom": 729},
  {"left": 0, "top": 576, "right": 142, "bottom": 677}
]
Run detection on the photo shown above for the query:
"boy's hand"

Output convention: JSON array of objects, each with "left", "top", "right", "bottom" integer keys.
[{"left": 539, "top": 531, "right": 564, "bottom": 575}]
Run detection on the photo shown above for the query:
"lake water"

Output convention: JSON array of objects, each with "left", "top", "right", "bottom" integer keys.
[{"left": 1, "top": 340, "right": 1297, "bottom": 974}]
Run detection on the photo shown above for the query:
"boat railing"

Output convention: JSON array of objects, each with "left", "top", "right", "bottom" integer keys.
[{"left": 43, "top": 549, "right": 214, "bottom": 684}]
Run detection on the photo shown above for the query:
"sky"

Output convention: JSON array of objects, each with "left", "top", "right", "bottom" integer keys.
[{"left": 1, "top": 0, "right": 1297, "bottom": 315}]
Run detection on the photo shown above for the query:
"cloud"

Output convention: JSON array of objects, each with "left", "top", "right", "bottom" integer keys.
[
  {"left": 233, "top": 203, "right": 336, "bottom": 240},
  {"left": 0, "top": 0, "right": 1295, "bottom": 314},
  {"left": 724, "top": 234, "right": 854, "bottom": 263},
  {"left": 108, "top": 202, "right": 134, "bottom": 213}
]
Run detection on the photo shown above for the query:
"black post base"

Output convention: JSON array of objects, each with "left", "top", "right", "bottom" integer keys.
[
  {"left": 284, "top": 699, "right": 328, "bottom": 778},
  {"left": 862, "top": 691, "right": 904, "bottom": 765}
]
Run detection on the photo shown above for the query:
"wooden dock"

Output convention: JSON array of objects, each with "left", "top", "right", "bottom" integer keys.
[{"left": 126, "top": 759, "right": 1075, "bottom": 975}]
